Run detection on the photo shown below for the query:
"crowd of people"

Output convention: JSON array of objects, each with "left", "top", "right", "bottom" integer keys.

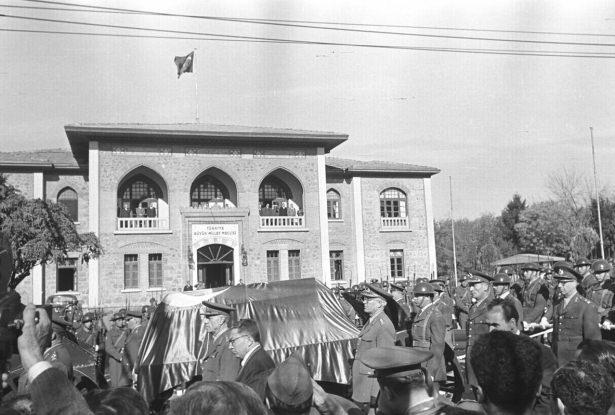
[{"left": 3, "top": 258, "right": 615, "bottom": 414}]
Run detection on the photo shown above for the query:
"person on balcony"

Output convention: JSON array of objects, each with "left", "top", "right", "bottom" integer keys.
[
  {"left": 119, "top": 202, "right": 132, "bottom": 218},
  {"left": 147, "top": 201, "right": 157, "bottom": 217},
  {"left": 261, "top": 203, "right": 275, "bottom": 216},
  {"left": 135, "top": 203, "right": 146, "bottom": 218},
  {"left": 279, "top": 202, "right": 288, "bottom": 217}
]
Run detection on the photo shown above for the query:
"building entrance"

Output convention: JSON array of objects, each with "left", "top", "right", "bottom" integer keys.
[{"left": 196, "top": 244, "right": 234, "bottom": 288}]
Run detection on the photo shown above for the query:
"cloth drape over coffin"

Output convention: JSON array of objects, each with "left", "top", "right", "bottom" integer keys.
[{"left": 136, "top": 278, "right": 359, "bottom": 403}]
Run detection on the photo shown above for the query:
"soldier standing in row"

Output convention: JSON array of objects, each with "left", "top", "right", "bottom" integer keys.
[
  {"left": 492, "top": 273, "right": 524, "bottom": 331},
  {"left": 351, "top": 284, "right": 395, "bottom": 414},
  {"left": 430, "top": 278, "right": 455, "bottom": 344},
  {"left": 551, "top": 266, "right": 601, "bottom": 366},
  {"left": 576, "top": 258, "right": 596, "bottom": 293},
  {"left": 520, "top": 263, "right": 550, "bottom": 327},
  {"left": 105, "top": 312, "right": 130, "bottom": 387},
  {"left": 200, "top": 301, "right": 241, "bottom": 382},
  {"left": 410, "top": 282, "right": 446, "bottom": 384},
  {"left": 454, "top": 274, "right": 471, "bottom": 329},
  {"left": 75, "top": 312, "right": 100, "bottom": 349},
  {"left": 123, "top": 310, "right": 146, "bottom": 385},
  {"left": 465, "top": 271, "right": 494, "bottom": 389},
  {"left": 586, "top": 259, "right": 615, "bottom": 323}
]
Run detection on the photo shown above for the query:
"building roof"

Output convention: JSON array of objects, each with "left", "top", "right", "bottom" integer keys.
[
  {"left": 326, "top": 157, "right": 439, "bottom": 176},
  {"left": 65, "top": 123, "right": 348, "bottom": 154}
]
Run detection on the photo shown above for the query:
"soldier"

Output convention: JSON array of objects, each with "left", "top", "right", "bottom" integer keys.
[
  {"left": 576, "top": 258, "right": 596, "bottom": 292},
  {"left": 75, "top": 312, "right": 100, "bottom": 349},
  {"left": 454, "top": 274, "right": 472, "bottom": 329},
  {"left": 123, "top": 310, "right": 146, "bottom": 384},
  {"left": 351, "top": 284, "right": 395, "bottom": 413},
  {"left": 105, "top": 312, "right": 130, "bottom": 387},
  {"left": 430, "top": 279, "right": 455, "bottom": 342},
  {"left": 410, "top": 282, "right": 446, "bottom": 384},
  {"left": 465, "top": 270, "right": 494, "bottom": 389},
  {"left": 389, "top": 282, "right": 412, "bottom": 333},
  {"left": 586, "top": 259, "right": 615, "bottom": 322},
  {"left": 551, "top": 266, "right": 601, "bottom": 366},
  {"left": 200, "top": 300, "right": 241, "bottom": 382},
  {"left": 492, "top": 273, "right": 524, "bottom": 331},
  {"left": 520, "top": 263, "right": 550, "bottom": 326}
]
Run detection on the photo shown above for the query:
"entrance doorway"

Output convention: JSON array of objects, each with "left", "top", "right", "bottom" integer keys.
[{"left": 196, "top": 244, "right": 234, "bottom": 288}]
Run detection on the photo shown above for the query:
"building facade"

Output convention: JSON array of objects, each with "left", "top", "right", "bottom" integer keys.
[{"left": 2, "top": 124, "right": 439, "bottom": 307}]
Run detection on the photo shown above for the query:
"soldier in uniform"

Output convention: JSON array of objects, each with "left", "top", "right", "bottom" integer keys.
[
  {"left": 465, "top": 270, "right": 494, "bottom": 389},
  {"left": 520, "top": 263, "right": 550, "bottom": 326},
  {"left": 105, "top": 312, "right": 130, "bottom": 387},
  {"left": 551, "top": 266, "right": 601, "bottom": 366},
  {"left": 75, "top": 312, "right": 100, "bottom": 349},
  {"left": 430, "top": 279, "right": 455, "bottom": 342},
  {"left": 199, "top": 300, "right": 241, "bottom": 382},
  {"left": 390, "top": 282, "right": 412, "bottom": 338},
  {"left": 585, "top": 259, "right": 615, "bottom": 323},
  {"left": 454, "top": 274, "right": 472, "bottom": 329},
  {"left": 410, "top": 282, "right": 446, "bottom": 384},
  {"left": 576, "top": 258, "right": 596, "bottom": 292},
  {"left": 123, "top": 310, "right": 146, "bottom": 384},
  {"left": 351, "top": 284, "right": 396, "bottom": 413},
  {"left": 492, "top": 273, "right": 524, "bottom": 331}
]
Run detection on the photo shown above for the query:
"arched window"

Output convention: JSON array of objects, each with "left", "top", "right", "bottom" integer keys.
[
  {"left": 57, "top": 187, "right": 78, "bottom": 222},
  {"left": 259, "top": 176, "right": 292, "bottom": 208},
  {"left": 380, "top": 188, "right": 407, "bottom": 218},
  {"left": 327, "top": 189, "right": 342, "bottom": 219},
  {"left": 117, "top": 174, "right": 162, "bottom": 216},
  {"left": 190, "top": 175, "right": 229, "bottom": 206}
]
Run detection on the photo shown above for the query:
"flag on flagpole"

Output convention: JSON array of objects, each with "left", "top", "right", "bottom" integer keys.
[{"left": 174, "top": 51, "right": 194, "bottom": 78}]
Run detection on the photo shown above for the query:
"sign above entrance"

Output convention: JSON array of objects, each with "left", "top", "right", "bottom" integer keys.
[{"left": 191, "top": 223, "right": 239, "bottom": 248}]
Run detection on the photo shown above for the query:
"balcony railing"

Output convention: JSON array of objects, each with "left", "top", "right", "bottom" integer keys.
[
  {"left": 381, "top": 216, "right": 408, "bottom": 229},
  {"left": 117, "top": 217, "right": 169, "bottom": 232},
  {"left": 260, "top": 216, "right": 305, "bottom": 229}
]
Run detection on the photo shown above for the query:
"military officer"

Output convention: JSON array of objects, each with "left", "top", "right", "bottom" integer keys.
[
  {"left": 390, "top": 282, "right": 412, "bottom": 331},
  {"left": 75, "top": 312, "right": 100, "bottom": 349},
  {"left": 586, "top": 259, "right": 615, "bottom": 322},
  {"left": 454, "top": 274, "right": 472, "bottom": 329},
  {"left": 105, "top": 312, "right": 130, "bottom": 387},
  {"left": 123, "top": 309, "right": 146, "bottom": 384},
  {"left": 351, "top": 284, "right": 396, "bottom": 413},
  {"left": 551, "top": 266, "right": 601, "bottom": 366},
  {"left": 465, "top": 270, "right": 494, "bottom": 388},
  {"left": 492, "top": 273, "right": 524, "bottom": 331},
  {"left": 430, "top": 279, "right": 455, "bottom": 342},
  {"left": 410, "top": 282, "right": 446, "bottom": 383},
  {"left": 575, "top": 258, "right": 596, "bottom": 292},
  {"left": 200, "top": 301, "right": 241, "bottom": 382},
  {"left": 520, "top": 263, "right": 550, "bottom": 325}
]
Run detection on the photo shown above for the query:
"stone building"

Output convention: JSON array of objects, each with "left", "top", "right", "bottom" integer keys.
[{"left": 1, "top": 124, "right": 439, "bottom": 307}]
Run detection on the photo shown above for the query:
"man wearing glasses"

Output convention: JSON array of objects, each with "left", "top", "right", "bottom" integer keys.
[
  {"left": 200, "top": 301, "right": 240, "bottom": 382},
  {"left": 351, "top": 284, "right": 395, "bottom": 414},
  {"left": 551, "top": 265, "right": 601, "bottom": 366},
  {"left": 228, "top": 318, "right": 275, "bottom": 399}
]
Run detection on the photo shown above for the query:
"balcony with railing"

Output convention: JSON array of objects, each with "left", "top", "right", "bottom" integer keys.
[
  {"left": 380, "top": 216, "right": 409, "bottom": 230},
  {"left": 116, "top": 217, "right": 169, "bottom": 233},
  {"left": 259, "top": 215, "right": 305, "bottom": 230}
]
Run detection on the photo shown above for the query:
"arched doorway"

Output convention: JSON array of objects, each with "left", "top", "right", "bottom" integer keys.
[{"left": 197, "top": 244, "right": 234, "bottom": 288}]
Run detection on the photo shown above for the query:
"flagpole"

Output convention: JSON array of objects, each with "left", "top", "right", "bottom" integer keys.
[
  {"left": 449, "top": 176, "right": 459, "bottom": 287},
  {"left": 194, "top": 48, "right": 199, "bottom": 123},
  {"left": 590, "top": 127, "right": 605, "bottom": 259}
]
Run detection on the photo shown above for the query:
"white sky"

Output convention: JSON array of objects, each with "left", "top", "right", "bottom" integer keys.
[{"left": 2, "top": 0, "right": 615, "bottom": 219}]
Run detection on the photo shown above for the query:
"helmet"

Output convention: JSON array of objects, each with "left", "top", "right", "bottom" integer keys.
[
  {"left": 499, "top": 266, "right": 514, "bottom": 275},
  {"left": 592, "top": 259, "right": 612, "bottom": 274},
  {"left": 492, "top": 273, "right": 511, "bottom": 285},
  {"left": 575, "top": 258, "right": 591, "bottom": 268},
  {"left": 413, "top": 282, "right": 435, "bottom": 296},
  {"left": 416, "top": 277, "right": 429, "bottom": 284}
]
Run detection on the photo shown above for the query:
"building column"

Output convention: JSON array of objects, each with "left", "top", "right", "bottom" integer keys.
[
  {"left": 352, "top": 177, "right": 366, "bottom": 284},
  {"left": 316, "top": 148, "right": 331, "bottom": 285},
  {"left": 423, "top": 178, "right": 437, "bottom": 279},
  {"left": 32, "top": 172, "right": 44, "bottom": 304},
  {"left": 88, "top": 141, "right": 100, "bottom": 307}
]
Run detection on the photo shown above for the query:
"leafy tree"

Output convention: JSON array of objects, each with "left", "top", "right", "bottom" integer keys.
[
  {"left": 0, "top": 174, "right": 102, "bottom": 289},
  {"left": 589, "top": 197, "right": 615, "bottom": 258},
  {"left": 499, "top": 193, "right": 526, "bottom": 251}
]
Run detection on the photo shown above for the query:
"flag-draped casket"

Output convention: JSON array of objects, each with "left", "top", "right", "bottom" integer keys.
[{"left": 136, "top": 278, "right": 360, "bottom": 403}]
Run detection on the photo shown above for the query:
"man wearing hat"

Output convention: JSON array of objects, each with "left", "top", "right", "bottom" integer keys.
[
  {"left": 551, "top": 266, "right": 601, "bottom": 366},
  {"left": 492, "top": 273, "right": 524, "bottom": 331},
  {"left": 75, "top": 312, "right": 100, "bottom": 349},
  {"left": 430, "top": 278, "right": 455, "bottom": 339},
  {"left": 465, "top": 270, "right": 494, "bottom": 389},
  {"left": 389, "top": 283, "right": 412, "bottom": 335},
  {"left": 520, "top": 263, "right": 550, "bottom": 326},
  {"left": 105, "top": 312, "right": 130, "bottom": 387},
  {"left": 359, "top": 346, "right": 474, "bottom": 414},
  {"left": 351, "top": 284, "right": 396, "bottom": 413},
  {"left": 410, "top": 282, "right": 446, "bottom": 384},
  {"left": 585, "top": 259, "right": 615, "bottom": 323},
  {"left": 575, "top": 258, "right": 596, "bottom": 291},
  {"left": 123, "top": 309, "right": 145, "bottom": 384},
  {"left": 200, "top": 300, "right": 241, "bottom": 382},
  {"left": 454, "top": 274, "right": 472, "bottom": 329}
]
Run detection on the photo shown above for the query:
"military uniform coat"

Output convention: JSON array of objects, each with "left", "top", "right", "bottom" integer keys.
[
  {"left": 412, "top": 302, "right": 446, "bottom": 381},
  {"left": 105, "top": 326, "right": 130, "bottom": 387},
  {"left": 586, "top": 282, "right": 615, "bottom": 320},
  {"left": 124, "top": 324, "right": 145, "bottom": 372},
  {"left": 522, "top": 278, "right": 549, "bottom": 323},
  {"left": 351, "top": 310, "right": 395, "bottom": 403},
  {"left": 201, "top": 328, "right": 241, "bottom": 381},
  {"left": 75, "top": 326, "right": 99, "bottom": 348},
  {"left": 454, "top": 286, "right": 471, "bottom": 329},
  {"left": 551, "top": 292, "right": 601, "bottom": 366},
  {"left": 465, "top": 293, "right": 493, "bottom": 387}
]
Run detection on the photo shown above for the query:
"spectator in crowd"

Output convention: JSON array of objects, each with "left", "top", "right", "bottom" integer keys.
[
  {"left": 200, "top": 301, "right": 240, "bottom": 382},
  {"left": 84, "top": 387, "right": 148, "bottom": 415},
  {"left": 123, "top": 309, "right": 145, "bottom": 384},
  {"left": 576, "top": 340, "right": 615, "bottom": 415},
  {"left": 228, "top": 319, "right": 275, "bottom": 399},
  {"left": 551, "top": 360, "right": 613, "bottom": 415},
  {"left": 470, "top": 330, "right": 543, "bottom": 415},
  {"left": 484, "top": 297, "right": 557, "bottom": 415},
  {"left": 104, "top": 312, "right": 130, "bottom": 388},
  {"left": 0, "top": 394, "right": 34, "bottom": 414},
  {"left": 169, "top": 381, "right": 269, "bottom": 415}
]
